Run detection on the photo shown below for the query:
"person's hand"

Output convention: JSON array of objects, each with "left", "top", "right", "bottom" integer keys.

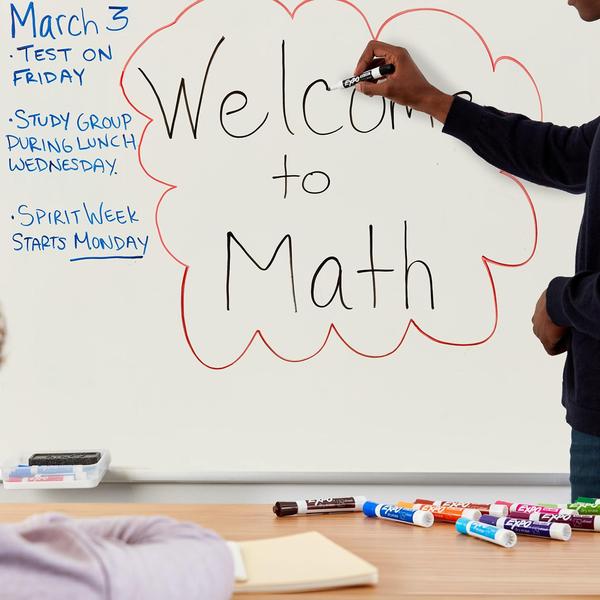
[
  {"left": 354, "top": 40, "right": 453, "bottom": 123},
  {"left": 532, "top": 289, "right": 569, "bottom": 355}
]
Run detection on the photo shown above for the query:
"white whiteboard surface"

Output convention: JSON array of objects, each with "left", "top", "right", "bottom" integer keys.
[{"left": 1, "top": 0, "right": 596, "bottom": 476}]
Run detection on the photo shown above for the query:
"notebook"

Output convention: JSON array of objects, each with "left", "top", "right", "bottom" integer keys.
[{"left": 228, "top": 531, "right": 378, "bottom": 594}]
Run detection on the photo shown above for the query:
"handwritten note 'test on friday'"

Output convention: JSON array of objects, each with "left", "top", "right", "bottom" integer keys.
[{"left": 5, "top": 2, "right": 149, "bottom": 264}]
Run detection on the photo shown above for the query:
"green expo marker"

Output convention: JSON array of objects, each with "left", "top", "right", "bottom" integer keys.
[
  {"left": 538, "top": 502, "right": 600, "bottom": 514},
  {"left": 575, "top": 504, "right": 600, "bottom": 515},
  {"left": 576, "top": 497, "right": 600, "bottom": 505}
]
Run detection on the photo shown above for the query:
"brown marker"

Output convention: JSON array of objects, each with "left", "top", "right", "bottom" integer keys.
[{"left": 273, "top": 496, "right": 366, "bottom": 517}]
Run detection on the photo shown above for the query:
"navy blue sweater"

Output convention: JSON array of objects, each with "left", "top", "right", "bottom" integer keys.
[{"left": 443, "top": 96, "right": 600, "bottom": 436}]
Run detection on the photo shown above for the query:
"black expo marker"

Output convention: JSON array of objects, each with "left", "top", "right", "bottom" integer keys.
[
  {"left": 273, "top": 496, "right": 367, "bottom": 517},
  {"left": 329, "top": 63, "right": 395, "bottom": 90}
]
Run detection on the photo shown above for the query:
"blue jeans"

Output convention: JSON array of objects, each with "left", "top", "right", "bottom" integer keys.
[{"left": 570, "top": 428, "right": 600, "bottom": 502}]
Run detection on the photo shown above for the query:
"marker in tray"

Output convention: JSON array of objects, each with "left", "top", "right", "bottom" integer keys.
[
  {"left": 9, "top": 465, "right": 89, "bottom": 480},
  {"left": 7, "top": 475, "right": 76, "bottom": 483}
]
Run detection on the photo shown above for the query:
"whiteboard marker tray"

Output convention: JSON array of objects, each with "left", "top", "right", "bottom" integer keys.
[{"left": 1, "top": 449, "right": 110, "bottom": 490}]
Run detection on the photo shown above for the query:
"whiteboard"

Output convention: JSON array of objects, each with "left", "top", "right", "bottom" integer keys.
[{"left": 1, "top": 0, "right": 596, "bottom": 477}]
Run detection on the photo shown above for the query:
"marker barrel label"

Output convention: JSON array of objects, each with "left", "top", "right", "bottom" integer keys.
[
  {"left": 456, "top": 518, "right": 516, "bottom": 548},
  {"left": 486, "top": 516, "right": 552, "bottom": 538},
  {"left": 534, "top": 512, "right": 598, "bottom": 531},
  {"left": 417, "top": 499, "right": 505, "bottom": 516},
  {"left": 364, "top": 502, "right": 433, "bottom": 527},
  {"left": 378, "top": 504, "right": 419, "bottom": 524},
  {"left": 574, "top": 504, "right": 600, "bottom": 515},
  {"left": 509, "top": 503, "right": 569, "bottom": 515},
  {"left": 416, "top": 504, "right": 478, "bottom": 523},
  {"left": 305, "top": 497, "right": 361, "bottom": 512},
  {"left": 342, "top": 76, "right": 360, "bottom": 88},
  {"left": 465, "top": 520, "right": 499, "bottom": 541}
]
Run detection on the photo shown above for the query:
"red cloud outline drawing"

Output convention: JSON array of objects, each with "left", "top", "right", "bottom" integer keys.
[{"left": 120, "top": 1, "right": 540, "bottom": 369}]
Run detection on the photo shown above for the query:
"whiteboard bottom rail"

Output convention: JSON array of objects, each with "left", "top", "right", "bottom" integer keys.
[{"left": 101, "top": 470, "right": 569, "bottom": 486}]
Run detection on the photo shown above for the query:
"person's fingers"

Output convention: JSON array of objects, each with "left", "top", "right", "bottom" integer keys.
[
  {"left": 357, "top": 79, "right": 392, "bottom": 98},
  {"left": 364, "top": 57, "right": 386, "bottom": 72},
  {"left": 353, "top": 58, "right": 387, "bottom": 83},
  {"left": 354, "top": 40, "right": 396, "bottom": 75},
  {"left": 548, "top": 342, "right": 565, "bottom": 356}
]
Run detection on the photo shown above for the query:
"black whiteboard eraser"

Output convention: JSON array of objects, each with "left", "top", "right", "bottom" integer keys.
[{"left": 28, "top": 452, "right": 102, "bottom": 466}]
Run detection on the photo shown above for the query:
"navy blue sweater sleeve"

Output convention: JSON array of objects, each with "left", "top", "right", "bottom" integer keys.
[
  {"left": 443, "top": 96, "right": 599, "bottom": 194},
  {"left": 547, "top": 274, "right": 600, "bottom": 339}
]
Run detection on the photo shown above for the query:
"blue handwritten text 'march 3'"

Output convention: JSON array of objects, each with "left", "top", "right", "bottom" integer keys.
[{"left": 9, "top": 3, "right": 129, "bottom": 39}]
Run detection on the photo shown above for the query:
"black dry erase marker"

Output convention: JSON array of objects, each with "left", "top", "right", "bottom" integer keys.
[
  {"left": 273, "top": 496, "right": 367, "bottom": 517},
  {"left": 329, "top": 64, "right": 395, "bottom": 90}
]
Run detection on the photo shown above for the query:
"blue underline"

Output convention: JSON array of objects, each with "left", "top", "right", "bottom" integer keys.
[{"left": 69, "top": 255, "right": 144, "bottom": 262}]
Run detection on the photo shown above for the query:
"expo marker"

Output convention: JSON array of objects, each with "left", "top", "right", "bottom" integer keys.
[
  {"left": 396, "top": 501, "right": 481, "bottom": 524},
  {"left": 481, "top": 515, "right": 571, "bottom": 541},
  {"left": 509, "top": 511, "right": 600, "bottom": 532},
  {"left": 328, "top": 64, "right": 395, "bottom": 90},
  {"left": 537, "top": 502, "right": 600, "bottom": 515},
  {"left": 363, "top": 502, "right": 434, "bottom": 528},
  {"left": 496, "top": 501, "right": 575, "bottom": 516},
  {"left": 574, "top": 504, "right": 600, "bottom": 515},
  {"left": 455, "top": 517, "right": 517, "bottom": 548},
  {"left": 8, "top": 465, "right": 88, "bottom": 479},
  {"left": 7, "top": 475, "right": 75, "bottom": 483},
  {"left": 273, "top": 496, "right": 366, "bottom": 517},
  {"left": 415, "top": 499, "right": 507, "bottom": 517},
  {"left": 576, "top": 497, "right": 600, "bottom": 505}
]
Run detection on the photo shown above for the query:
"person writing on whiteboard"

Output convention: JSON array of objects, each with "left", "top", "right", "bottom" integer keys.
[
  {"left": 356, "top": 0, "right": 600, "bottom": 501},
  {"left": 0, "top": 315, "right": 234, "bottom": 598}
]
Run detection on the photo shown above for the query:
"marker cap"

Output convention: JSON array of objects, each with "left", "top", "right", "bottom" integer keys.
[
  {"left": 576, "top": 497, "right": 599, "bottom": 504},
  {"left": 413, "top": 510, "right": 434, "bottom": 528},
  {"left": 362, "top": 501, "right": 379, "bottom": 518},
  {"left": 479, "top": 515, "right": 499, "bottom": 526},
  {"left": 489, "top": 504, "right": 509, "bottom": 517},
  {"left": 354, "top": 496, "right": 367, "bottom": 510},
  {"left": 497, "top": 529, "right": 518, "bottom": 548},
  {"left": 549, "top": 523, "right": 572, "bottom": 541},
  {"left": 455, "top": 517, "right": 469, "bottom": 535},
  {"left": 273, "top": 502, "right": 298, "bottom": 517},
  {"left": 463, "top": 509, "right": 482, "bottom": 521}
]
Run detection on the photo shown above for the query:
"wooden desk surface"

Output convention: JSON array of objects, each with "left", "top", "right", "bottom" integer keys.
[{"left": 0, "top": 504, "right": 598, "bottom": 599}]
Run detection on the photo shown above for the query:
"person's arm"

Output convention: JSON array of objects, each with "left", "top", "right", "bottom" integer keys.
[
  {"left": 355, "top": 41, "right": 598, "bottom": 194},
  {"left": 546, "top": 273, "right": 600, "bottom": 340},
  {"left": 75, "top": 515, "right": 235, "bottom": 600},
  {"left": 73, "top": 514, "right": 213, "bottom": 544},
  {"left": 19, "top": 513, "right": 234, "bottom": 600},
  {"left": 442, "top": 97, "right": 597, "bottom": 194}
]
